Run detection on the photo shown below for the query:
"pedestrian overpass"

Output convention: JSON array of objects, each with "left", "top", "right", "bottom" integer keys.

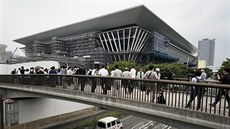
[{"left": 0, "top": 74, "right": 229, "bottom": 129}]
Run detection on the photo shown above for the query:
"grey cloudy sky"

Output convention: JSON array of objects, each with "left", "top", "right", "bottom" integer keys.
[{"left": 1, "top": 0, "right": 229, "bottom": 66}]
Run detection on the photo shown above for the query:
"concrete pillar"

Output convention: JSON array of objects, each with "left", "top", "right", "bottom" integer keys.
[{"left": 0, "top": 95, "right": 3, "bottom": 129}]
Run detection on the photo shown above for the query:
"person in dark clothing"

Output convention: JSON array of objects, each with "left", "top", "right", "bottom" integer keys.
[
  {"left": 36, "top": 68, "right": 45, "bottom": 86},
  {"left": 210, "top": 68, "right": 230, "bottom": 108},
  {"left": 185, "top": 71, "right": 205, "bottom": 110},
  {"left": 11, "top": 69, "right": 17, "bottom": 74},
  {"left": 20, "top": 66, "right": 25, "bottom": 74},
  {"left": 76, "top": 65, "right": 86, "bottom": 91},
  {"left": 157, "top": 92, "right": 166, "bottom": 104},
  {"left": 76, "top": 65, "right": 86, "bottom": 75},
  {"left": 30, "top": 67, "right": 35, "bottom": 74},
  {"left": 48, "top": 66, "right": 58, "bottom": 87}
]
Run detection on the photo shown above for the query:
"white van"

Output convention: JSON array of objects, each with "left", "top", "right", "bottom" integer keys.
[{"left": 97, "top": 116, "right": 123, "bottom": 129}]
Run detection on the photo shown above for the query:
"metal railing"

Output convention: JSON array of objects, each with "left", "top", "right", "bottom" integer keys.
[{"left": 0, "top": 74, "right": 229, "bottom": 117}]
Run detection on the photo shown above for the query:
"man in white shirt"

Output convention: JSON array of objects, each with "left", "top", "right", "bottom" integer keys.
[
  {"left": 130, "top": 67, "right": 136, "bottom": 78},
  {"left": 143, "top": 65, "right": 157, "bottom": 102},
  {"left": 112, "top": 65, "right": 123, "bottom": 96},
  {"left": 90, "top": 67, "right": 98, "bottom": 93},
  {"left": 123, "top": 67, "right": 131, "bottom": 94},
  {"left": 99, "top": 65, "right": 109, "bottom": 94},
  {"left": 155, "top": 68, "right": 161, "bottom": 80},
  {"left": 197, "top": 69, "right": 207, "bottom": 81},
  {"left": 137, "top": 68, "right": 145, "bottom": 91},
  {"left": 99, "top": 65, "right": 109, "bottom": 76},
  {"left": 137, "top": 69, "right": 144, "bottom": 79}
]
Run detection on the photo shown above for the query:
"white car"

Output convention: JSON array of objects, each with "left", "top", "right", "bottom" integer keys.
[{"left": 97, "top": 116, "right": 123, "bottom": 129}]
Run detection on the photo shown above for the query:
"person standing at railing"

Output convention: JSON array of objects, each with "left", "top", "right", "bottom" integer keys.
[
  {"left": 185, "top": 71, "right": 205, "bottom": 110},
  {"left": 73, "top": 66, "right": 79, "bottom": 90},
  {"left": 112, "top": 65, "right": 123, "bottom": 96},
  {"left": 210, "top": 68, "right": 230, "bottom": 108},
  {"left": 66, "top": 67, "right": 74, "bottom": 86},
  {"left": 90, "top": 67, "right": 98, "bottom": 93},
  {"left": 130, "top": 67, "right": 136, "bottom": 78},
  {"left": 76, "top": 64, "right": 87, "bottom": 91},
  {"left": 155, "top": 68, "right": 162, "bottom": 93},
  {"left": 60, "top": 65, "right": 68, "bottom": 89},
  {"left": 137, "top": 68, "right": 144, "bottom": 79},
  {"left": 137, "top": 68, "right": 145, "bottom": 91},
  {"left": 11, "top": 69, "right": 17, "bottom": 74},
  {"left": 98, "top": 65, "right": 109, "bottom": 94},
  {"left": 197, "top": 69, "right": 207, "bottom": 81},
  {"left": 155, "top": 68, "right": 161, "bottom": 80},
  {"left": 122, "top": 67, "right": 132, "bottom": 94},
  {"left": 29, "top": 67, "right": 35, "bottom": 74},
  {"left": 20, "top": 66, "right": 25, "bottom": 75},
  {"left": 130, "top": 67, "right": 136, "bottom": 93},
  {"left": 143, "top": 65, "right": 157, "bottom": 102},
  {"left": 48, "top": 66, "right": 58, "bottom": 87}
]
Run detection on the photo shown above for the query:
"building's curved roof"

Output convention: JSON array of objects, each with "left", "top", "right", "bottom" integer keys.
[{"left": 14, "top": 5, "right": 197, "bottom": 55}]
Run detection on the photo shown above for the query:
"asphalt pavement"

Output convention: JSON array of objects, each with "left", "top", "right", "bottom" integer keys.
[{"left": 121, "top": 115, "right": 177, "bottom": 129}]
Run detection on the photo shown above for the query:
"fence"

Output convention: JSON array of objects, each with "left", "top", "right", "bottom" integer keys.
[{"left": 0, "top": 74, "right": 229, "bottom": 117}]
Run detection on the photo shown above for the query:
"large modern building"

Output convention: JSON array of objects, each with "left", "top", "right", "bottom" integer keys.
[
  {"left": 14, "top": 5, "right": 198, "bottom": 68},
  {"left": 198, "top": 38, "right": 215, "bottom": 66}
]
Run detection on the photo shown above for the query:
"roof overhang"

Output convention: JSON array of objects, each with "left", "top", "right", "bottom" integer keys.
[{"left": 14, "top": 5, "right": 197, "bottom": 55}]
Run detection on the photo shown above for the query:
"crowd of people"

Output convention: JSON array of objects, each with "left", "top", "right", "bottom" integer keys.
[{"left": 10, "top": 64, "right": 230, "bottom": 108}]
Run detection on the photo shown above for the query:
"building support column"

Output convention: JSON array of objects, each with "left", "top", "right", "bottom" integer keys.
[{"left": 0, "top": 95, "right": 4, "bottom": 129}]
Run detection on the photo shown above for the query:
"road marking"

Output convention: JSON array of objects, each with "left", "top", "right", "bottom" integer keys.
[
  {"left": 131, "top": 122, "right": 144, "bottom": 129},
  {"left": 120, "top": 115, "right": 133, "bottom": 121},
  {"left": 139, "top": 121, "right": 153, "bottom": 129}
]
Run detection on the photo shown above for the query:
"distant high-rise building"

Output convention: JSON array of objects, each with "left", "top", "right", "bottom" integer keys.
[{"left": 198, "top": 39, "right": 215, "bottom": 66}]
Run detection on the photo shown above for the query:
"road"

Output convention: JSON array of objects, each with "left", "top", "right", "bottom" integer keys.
[
  {"left": 121, "top": 115, "right": 177, "bottom": 129},
  {"left": 42, "top": 110, "right": 178, "bottom": 129}
]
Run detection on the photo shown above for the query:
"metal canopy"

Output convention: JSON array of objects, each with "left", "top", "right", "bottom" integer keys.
[{"left": 14, "top": 5, "right": 197, "bottom": 55}]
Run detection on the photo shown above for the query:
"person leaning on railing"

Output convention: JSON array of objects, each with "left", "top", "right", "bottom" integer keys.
[{"left": 210, "top": 68, "right": 230, "bottom": 108}]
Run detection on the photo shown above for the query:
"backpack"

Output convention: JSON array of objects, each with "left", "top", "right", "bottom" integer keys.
[{"left": 157, "top": 93, "right": 166, "bottom": 104}]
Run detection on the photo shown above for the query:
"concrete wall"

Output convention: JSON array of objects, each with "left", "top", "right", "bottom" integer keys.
[
  {"left": 18, "top": 98, "right": 93, "bottom": 124},
  {"left": 0, "top": 61, "right": 59, "bottom": 74}
]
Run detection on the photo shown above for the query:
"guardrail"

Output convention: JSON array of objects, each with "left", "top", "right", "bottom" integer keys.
[{"left": 0, "top": 74, "right": 229, "bottom": 117}]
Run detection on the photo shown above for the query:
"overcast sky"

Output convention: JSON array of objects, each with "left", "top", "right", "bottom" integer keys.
[{"left": 1, "top": 0, "right": 229, "bottom": 66}]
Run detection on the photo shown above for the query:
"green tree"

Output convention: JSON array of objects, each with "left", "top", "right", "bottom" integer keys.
[
  {"left": 219, "top": 58, "right": 230, "bottom": 73},
  {"left": 107, "top": 61, "right": 189, "bottom": 78},
  {"left": 107, "top": 61, "right": 138, "bottom": 72},
  {"left": 154, "top": 63, "right": 188, "bottom": 78}
]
